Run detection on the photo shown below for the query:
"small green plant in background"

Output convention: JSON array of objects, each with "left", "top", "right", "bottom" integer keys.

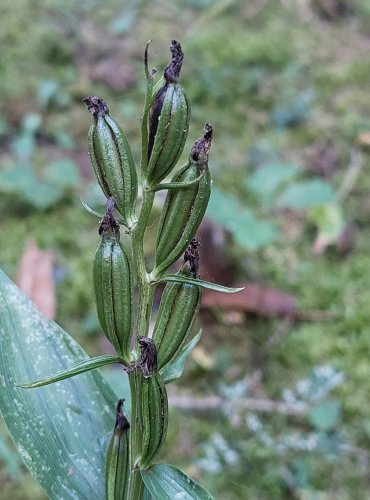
[{"left": 0, "top": 40, "right": 241, "bottom": 499}]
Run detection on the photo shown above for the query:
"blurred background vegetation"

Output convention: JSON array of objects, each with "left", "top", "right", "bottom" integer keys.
[{"left": 2, "top": 0, "right": 370, "bottom": 498}]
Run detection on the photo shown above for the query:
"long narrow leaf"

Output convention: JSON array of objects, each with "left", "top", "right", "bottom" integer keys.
[
  {"left": 0, "top": 269, "right": 118, "bottom": 499},
  {"left": 155, "top": 274, "right": 243, "bottom": 293},
  {"left": 17, "top": 355, "right": 125, "bottom": 388},
  {"left": 161, "top": 331, "right": 202, "bottom": 384},
  {"left": 141, "top": 464, "right": 214, "bottom": 500}
]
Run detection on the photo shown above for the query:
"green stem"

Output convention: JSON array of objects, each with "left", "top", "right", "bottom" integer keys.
[
  {"left": 126, "top": 43, "right": 156, "bottom": 499},
  {"left": 128, "top": 188, "right": 155, "bottom": 499},
  {"left": 132, "top": 188, "right": 155, "bottom": 341}
]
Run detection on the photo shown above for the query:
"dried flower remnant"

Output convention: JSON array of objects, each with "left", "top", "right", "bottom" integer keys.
[{"left": 137, "top": 336, "right": 158, "bottom": 378}]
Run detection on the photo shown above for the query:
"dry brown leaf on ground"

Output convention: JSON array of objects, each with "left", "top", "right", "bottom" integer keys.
[{"left": 16, "top": 240, "right": 56, "bottom": 319}]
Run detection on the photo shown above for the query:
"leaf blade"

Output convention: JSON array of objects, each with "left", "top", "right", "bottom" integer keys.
[
  {"left": 141, "top": 464, "right": 214, "bottom": 500},
  {"left": 161, "top": 331, "right": 202, "bottom": 384},
  {"left": 155, "top": 275, "right": 243, "bottom": 293},
  {"left": 17, "top": 355, "right": 125, "bottom": 388},
  {"left": 0, "top": 269, "right": 117, "bottom": 499}
]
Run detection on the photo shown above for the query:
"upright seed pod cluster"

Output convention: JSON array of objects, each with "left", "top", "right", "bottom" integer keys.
[{"left": 84, "top": 40, "right": 213, "bottom": 496}]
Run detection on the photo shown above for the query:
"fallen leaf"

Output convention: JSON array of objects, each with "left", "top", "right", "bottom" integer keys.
[{"left": 16, "top": 240, "right": 56, "bottom": 319}]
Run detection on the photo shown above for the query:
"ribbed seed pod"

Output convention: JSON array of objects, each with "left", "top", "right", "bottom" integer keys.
[
  {"left": 146, "top": 40, "right": 190, "bottom": 187},
  {"left": 93, "top": 218, "right": 133, "bottom": 362},
  {"left": 105, "top": 399, "right": 130, "bottom": 500},
  {"left": 139, "top": 374, "right": 168, "bottom": 470},
  {"left": 84, "top": 96, "right": 137, "bottom": 227},
  {"left": 154, "top": 125, "right": 213, "bottom": 276},
  {"left": 153, "top": 260, "right": 201, "bottom": 371}
]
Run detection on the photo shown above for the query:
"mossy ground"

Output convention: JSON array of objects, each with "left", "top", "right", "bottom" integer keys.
[{"left": 1, "top": 0, "right": 370, "bottom": 498}]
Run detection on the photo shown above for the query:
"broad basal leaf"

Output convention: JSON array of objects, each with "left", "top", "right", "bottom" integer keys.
[
  {"left": 0, "top": 269, "right": 118, "bottom": 499},
  {"left": 141, "top": 464, "right": 214, "bottom": 500}
]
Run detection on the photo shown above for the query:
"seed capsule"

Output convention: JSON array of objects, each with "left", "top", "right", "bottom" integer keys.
[
  {"left": 153, "top": 240, "right": 202, "bottom": 371},
  {"left": 105, "top": 399, "right": 130, "bottom": 500},
  {"left": 154, "top": 124, "right": 213, "bottom": 276},
  {"left": 146, "top": 40, "right": 190, "bottom": 186},
  {"left": 139, "top": 374, "right": 168, "bottom": 470},
  {"left": 84, "top": 96, "right": 138, "bottom": 228},
  {"left": 93, "top": 206, "right": 133, "bottom": 362}
]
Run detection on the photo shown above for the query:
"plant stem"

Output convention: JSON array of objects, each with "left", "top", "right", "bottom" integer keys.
[
  {"left": 131, "top": 188, "right": 155, "bottom": 341},
  {"left": 128, "top": 188, "right": 155, "bottom": 499},
  {"left": 126, "top": 43, "right": 155, "bottom": 499}
]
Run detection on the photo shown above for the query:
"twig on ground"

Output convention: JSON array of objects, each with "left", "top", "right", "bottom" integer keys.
[
  {"left": 336, "top": 149, "right": 363, "bottom": 203},
  {"left": 169, "top": 394, "right": 307, "bottom": 416}
]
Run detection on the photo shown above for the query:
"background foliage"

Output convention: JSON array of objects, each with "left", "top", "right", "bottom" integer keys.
[{"left": 1, "top": 0, "right": 370, "bottom": 498}]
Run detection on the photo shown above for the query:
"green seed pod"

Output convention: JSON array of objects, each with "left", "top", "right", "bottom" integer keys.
[
  {"left": 154, "top": 125, "right": 213, "bottom": 276},
  {"left": 93, "top": 210, "right": 133, "bottom": 362},
  {"left": 105, "top": 399, "right": 130, "bottom": 500},
  {"left": 146, "top": 40, "right": 190, "bottom": 187},
  {"left": 153, "top": 243, "right": 202, "bottom": 371},
  {"left": 84, "top": 96, "right": 137, "bottom": 228},
  {"left": 139, "top": 374, "right": 168, "bottom": 470}
]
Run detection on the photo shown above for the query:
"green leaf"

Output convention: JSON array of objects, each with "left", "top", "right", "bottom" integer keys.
[
  {"left": 207, "top": 188, "right": 276, "bottom": 250},
  {"left": 308, "top": 203, "right": 345, "bottom": 244},
  {"left": 0, "top": 435, "right": 22, "bottom": 481},
  {"left": 81, "top": 198, "right": 129, "bottom": 228},
  {"left": 109, "top": 10, "right": 136, "bottom": 35},
  {"left": 37, "top": 79, "right": 59, "bottom": 108},
  {"left": 247, "top": 163, "right": 298, "bottom": 203},
  {"left": 0, "top": 164, "right": 35, "bottom": 192},
  {"left": 22, "top": 113, "right": 43, "bottom": 133},
  {"left": 0, "top": 269, "right": 117, "bottom": 499},
  {"left": 277, "top": 179, "right": 335, "bottom": 209},
  {"left": 142, "top": 485, "right": 154, "bottom": 500},
  {"left": 309, "top": 401, "right": 341, "bottom": 432},
  {"left": 17, "top": 355, "right": 125, "bottom": 388},
  {"left": 45, "top": 159, "right": 81, "bottom": 188},
  {"left": 20, "top": 179, "right": 64, "bottom": 209},
  {"left": 151, "top": 170, "right": 206, "bottom": 192},
  {"left": 11, "top": 133, "right": 36, "bottom": 161},
  {"left": 155, "top": 275, "right": 243, "bottom": 293},
  {"left": 161, "top": 331, "right": 202, "bottom": 384},
  {"left": 141, "top": 464, "right": 214, "bottom": 500}
]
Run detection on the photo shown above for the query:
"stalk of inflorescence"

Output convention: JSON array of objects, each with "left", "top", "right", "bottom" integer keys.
[{"left": 84, "top": 39, "right": 212, "bottom": 499}]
